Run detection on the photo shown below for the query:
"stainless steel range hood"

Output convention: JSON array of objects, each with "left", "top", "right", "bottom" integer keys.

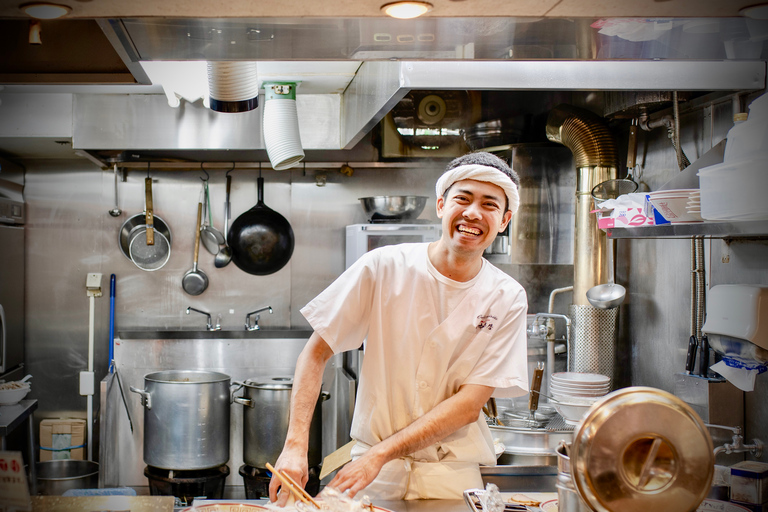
[{"left": 2, "top": 16, "right": 766, "bottom": 155}]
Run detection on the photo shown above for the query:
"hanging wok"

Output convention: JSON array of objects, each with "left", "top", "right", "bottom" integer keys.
[{"left": 228, "top": 176, "right": 294, "bottom": 275}]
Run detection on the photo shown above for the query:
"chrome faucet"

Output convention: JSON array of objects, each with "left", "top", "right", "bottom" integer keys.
[
  {"left": 708, "top": 423, "right": 764, "bottom": 458},
  {"left": 245, "top": 306, "right": 273, "bottom": 331},
  {"left": 186, "top": 307, "right": 221, "bottom": 331}
]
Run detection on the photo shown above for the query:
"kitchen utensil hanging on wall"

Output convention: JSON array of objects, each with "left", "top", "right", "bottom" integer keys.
[
  {"left": 182, "top": 186, "right": 209, "bottom": 295},
  {"left": 214, "top": 170, "right": 233, "bottom": 268},
  {"left": 128, "top": 172, "right": 171, "bottom": 271},
  {"left": 228, "top": 170, "right": 294, "bottom": 275},
  {"left": 200, "top": 178, "right": 225, "bottom": 255}
]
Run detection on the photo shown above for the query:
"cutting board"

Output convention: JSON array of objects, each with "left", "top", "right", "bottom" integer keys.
[{"left": 31, "top": 496, "right": 175, "bottom": 512}]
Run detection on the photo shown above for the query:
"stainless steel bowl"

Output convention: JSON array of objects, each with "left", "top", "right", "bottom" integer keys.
[{"left": 359, "top": 195, "right": 428, "bottom": 222}]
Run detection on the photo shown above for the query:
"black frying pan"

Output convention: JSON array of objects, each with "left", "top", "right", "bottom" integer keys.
[{"left": 228, "top": 176, "right": 295, "bottom": 275}]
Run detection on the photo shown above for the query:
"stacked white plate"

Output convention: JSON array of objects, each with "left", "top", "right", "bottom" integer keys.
[
  {"left": 647, "top": 188, "right": 703, "bottom": 223},
  {"left": 550, "top": 372, "right": 611, "bottom": 425}
]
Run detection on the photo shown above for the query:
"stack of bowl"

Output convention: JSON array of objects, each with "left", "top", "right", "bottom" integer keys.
[
  {"left": 550, "top": 372, "right": 611, "bottom": 425},
  {"left": 647, "top": 188, "right": 703, "bottom": 223}
]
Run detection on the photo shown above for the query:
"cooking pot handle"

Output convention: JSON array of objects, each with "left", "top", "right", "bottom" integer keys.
[
  {"left": 230, "top": 381, "right": 244, "bottom": 403},
  {"left": 129, "top": 386, "right": 152, "bottom": 410},
  {"left": 233, "top": 395, "right": 253, "bottom": 408}
]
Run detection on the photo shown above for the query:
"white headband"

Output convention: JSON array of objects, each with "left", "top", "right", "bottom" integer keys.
[{"left": 436, "top": 164, "right": 520, "bottom": 215}]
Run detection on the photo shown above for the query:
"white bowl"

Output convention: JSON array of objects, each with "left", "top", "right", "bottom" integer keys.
[
  {"left": 550, "top": 383, "right": 610, "bottom": 394},
  {"left": 0, "top": 383, "right": 30, "bottom": 405},
  {"left": 551, "top": 372, "right": 610, "bottom": 385},
  {"left": 550, "top": 379, "right": 611, "bottom": 389},
  {"left": 649, "top": 195, "right": 704, "bottom": 223},
  {"left": 553, "top": 401, "right": 594, "bottom": 425}
]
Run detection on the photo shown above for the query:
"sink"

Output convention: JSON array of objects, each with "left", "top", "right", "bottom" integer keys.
[{"left": 117, "top": 329, "right": 313, "bottom": 340}]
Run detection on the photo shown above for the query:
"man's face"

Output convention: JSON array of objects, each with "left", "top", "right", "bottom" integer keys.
[{"left": 436, "top": 179, "right": 513, "bottom": 256}]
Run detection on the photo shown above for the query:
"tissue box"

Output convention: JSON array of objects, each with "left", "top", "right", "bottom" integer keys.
[
  {"left": 596, "top": 207, "right": 655, "bottom": 229},
  {"left": 731, "top": 461, "right": 768, "bottom": 504},
  {"left": 39, "top": 419, "right": 86, "bottom": 461}
]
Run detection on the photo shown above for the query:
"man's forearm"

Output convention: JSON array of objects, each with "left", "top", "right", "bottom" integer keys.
[{"left": 283, "top": 332, "right": 335, "bottom": 453}]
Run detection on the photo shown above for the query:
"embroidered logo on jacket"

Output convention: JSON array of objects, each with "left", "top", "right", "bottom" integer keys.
[{"left": 476, "top": 314, "right": 497, "bottom": 332}]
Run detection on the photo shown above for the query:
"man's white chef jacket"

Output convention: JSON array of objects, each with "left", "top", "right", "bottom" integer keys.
[{"left": 301, "top": 243, "right": 528, "bottom": 498}]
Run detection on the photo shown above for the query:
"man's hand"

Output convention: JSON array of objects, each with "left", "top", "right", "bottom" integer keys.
[
  {"left": 268, "top": 449, "right": 309, "bottom": 506},
  {"left": 326, "top": 448, "right": 388, "bottom": 499}
]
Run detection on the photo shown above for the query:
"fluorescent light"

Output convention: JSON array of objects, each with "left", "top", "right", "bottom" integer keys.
[
  {"left": 20, "top": 2, "right": 71, "bottom": 19},
  {"left": 381, "top": 1, "right": 433, "bottom": 19},
  {"left": 740, "top": 3, "right": 768, "bottom": 19}
]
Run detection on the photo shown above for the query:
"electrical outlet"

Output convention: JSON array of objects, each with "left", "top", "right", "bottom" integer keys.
[{"left": 86, "top": 273, "right": 102, "bottom": 290}]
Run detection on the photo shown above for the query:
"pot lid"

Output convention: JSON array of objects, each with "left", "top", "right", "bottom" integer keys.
[
  {"left": 243, "top": 375, "right": 294, "bottom": 390},
  {"left": 570, "top": 387, "right": 714, "bottom": 512}
]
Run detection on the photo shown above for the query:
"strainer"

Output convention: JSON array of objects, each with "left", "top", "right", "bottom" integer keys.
[
  {"left": 129, "top": 231, "right": 171, "bottom": 271},
  {"left": 591, "top": 177, "right": 638, "bottom": 209}
]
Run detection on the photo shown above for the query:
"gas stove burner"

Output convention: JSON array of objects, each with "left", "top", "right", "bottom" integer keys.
[
  {"left": 145, "top": 464, "right": 230, "bottom": 506},
  {"left": 239, "top": 464, "right": 321, "bottom": 500}
]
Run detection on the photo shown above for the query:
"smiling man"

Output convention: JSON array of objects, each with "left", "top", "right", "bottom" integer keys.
[{"left": 270, "top": 152, "right": 529, "bottom": 504}]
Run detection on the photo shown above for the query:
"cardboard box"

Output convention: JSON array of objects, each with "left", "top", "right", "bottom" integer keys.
[
  {"left": 39, "top": 419, "right": 86, "bottom": 461},
  {"left": 596, "top": 207, "right": 655, "bottom": 229}
]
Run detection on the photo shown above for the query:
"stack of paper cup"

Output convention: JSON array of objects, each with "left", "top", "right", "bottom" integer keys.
[{"left": 263, "top": 88, "right": 304, "bottom": 170}]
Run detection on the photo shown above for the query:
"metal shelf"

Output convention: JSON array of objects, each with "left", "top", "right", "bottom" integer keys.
[{"left": 607, "top": 220, "right": 768, "bottom": 239}]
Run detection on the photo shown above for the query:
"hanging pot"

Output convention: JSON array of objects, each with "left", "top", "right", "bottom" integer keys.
[
  {"left": 228, "top": 176, "right": 294, "bottom": 276},
  {"left": 118, "top": 178, "right": 172, "bottom": 271}
]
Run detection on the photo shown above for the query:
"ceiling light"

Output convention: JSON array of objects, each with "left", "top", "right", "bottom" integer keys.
[
  {"left": 20, "top": 2, "right": 71, "bottom": 19},
  {"left": 740, "top": 3, "right": 768, "bottom": 19},
  {"left": 381, "top": 1, "right": 433, "bottom": 19}
]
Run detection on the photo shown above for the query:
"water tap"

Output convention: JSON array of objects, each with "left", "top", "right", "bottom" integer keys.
[
  {"left": 186, "top": 307, "right": 221, "bottom": 331},
  {"left": 245, "top": 306, "right": 273, "bottom": 331},
  {"left": 708, "top": 423, "right": 764, "bottom": 458}
]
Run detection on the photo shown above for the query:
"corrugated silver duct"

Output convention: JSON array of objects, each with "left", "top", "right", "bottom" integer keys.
[
  {"left": 545, "top": 104, "right": 618, "bottom": 304},
  {"left": 546, "top": 104, "right": 620, "bottom": 382}
]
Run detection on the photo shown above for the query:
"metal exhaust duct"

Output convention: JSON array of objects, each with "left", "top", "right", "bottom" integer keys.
[
  {"left": 207, "top": 61, "right": 259, "bottom": 113},
  {"left": 546, "top": 104, "right": 619, "bottom": 379},
  {"left": 545, "top": 104, "right": 618, "bottom": 303}
]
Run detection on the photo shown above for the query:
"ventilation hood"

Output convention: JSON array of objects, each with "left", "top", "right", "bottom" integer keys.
[{"left": 0, "top": 16, "right": 765, "bottom": 157}]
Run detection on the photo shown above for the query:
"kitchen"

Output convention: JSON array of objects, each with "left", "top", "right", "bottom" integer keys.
[{"left": 1, "top": 1, "right": 768, "bottom": 511}]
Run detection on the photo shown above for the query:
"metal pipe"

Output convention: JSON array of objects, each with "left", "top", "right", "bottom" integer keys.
[
  {"left": 548, "top": 286, "right": 573, "bottom": 314},
  {"left": 545, "top": 104, "right": 618, "bottom": 304}
]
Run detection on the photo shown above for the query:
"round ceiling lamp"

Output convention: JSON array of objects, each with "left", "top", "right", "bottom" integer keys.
[
  {"left": 380, "top": 1, "right": 433, "bottom": 19},
  {"left": 740, "top": 3, "right": 768, "bottom": 19},
  {"left": 20, "top": 2, "right": 71, "bottom": 19}
]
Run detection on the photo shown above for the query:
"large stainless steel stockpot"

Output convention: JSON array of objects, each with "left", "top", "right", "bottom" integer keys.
[
  {"left": 130, "top": 370, "right": 233, "bottom": 470},
  {"left": 233, "top": 376, "right": 327, "bottom": 469}
]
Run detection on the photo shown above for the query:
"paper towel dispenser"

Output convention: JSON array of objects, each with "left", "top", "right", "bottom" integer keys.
[
  {"left": 703, "top": 284, "right": 768, "bottom": 350},
  {"left": 703, "top": 284, "right": 768, "bottom": 391}
]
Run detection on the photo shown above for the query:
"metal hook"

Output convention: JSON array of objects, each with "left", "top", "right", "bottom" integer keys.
[
  {"left": 147, "top": 162, "right": 151, "bottom": 178},
  {"left": 199, "top": 163, "right": 210, "bottom": 182},
  {"left": 226, "top": 162, "right": 235, "bottom": 177},
  {"left": 258, "top": 162, "right": 262, "bottom": 179}
]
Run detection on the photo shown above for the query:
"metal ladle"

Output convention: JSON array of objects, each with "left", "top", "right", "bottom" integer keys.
[
  {"left": 108, "top": 163, "right": 122, "bottom": 217},
  {"left": 586, "top": 238, "right": 626, "bottom": 309},
  {"left": 182, "top": 195, "right": 209, "bottom": 296},
  {"left": 201, "top": 181, "right": 225, "bottom": 255}
]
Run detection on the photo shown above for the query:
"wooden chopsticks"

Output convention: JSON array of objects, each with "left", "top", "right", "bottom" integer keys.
[{"left": 266, "top": 462, "right": 320, "bottom": 509}]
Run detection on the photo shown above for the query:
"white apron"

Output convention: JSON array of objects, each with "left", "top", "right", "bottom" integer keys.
[{"left": 350, "top": 442, "right": 484, "bottom": 500}]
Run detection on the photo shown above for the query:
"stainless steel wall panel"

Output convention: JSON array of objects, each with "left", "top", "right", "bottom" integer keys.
[
  {"left": 341, "top": 61, "right": 408, "bottom": 149},
  {"left": 73, "top": 93, "right": 340, "bottom": 150},
  {"left": 399, "top": 61, "right": 766, "bottom": 92}
]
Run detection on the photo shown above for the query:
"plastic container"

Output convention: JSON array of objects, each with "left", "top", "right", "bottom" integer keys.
[
  {"left": 731, "top": 461, "right": 768, "bottom": 504},
  {"left": 698, "top": 159, "right": 768, "bottom": 221}
]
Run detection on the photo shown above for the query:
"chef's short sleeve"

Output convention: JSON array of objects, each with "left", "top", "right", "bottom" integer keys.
[
  {"left": 300, "top": 251, "right": 378, "bottom": 354},
  {"left": 464, "top": 287, "right": 529, "bottom": 399}
]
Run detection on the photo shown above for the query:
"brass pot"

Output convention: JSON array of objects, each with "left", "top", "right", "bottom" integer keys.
[{"left": 570, "top": 387, "right": 714, "bottom": 512}]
